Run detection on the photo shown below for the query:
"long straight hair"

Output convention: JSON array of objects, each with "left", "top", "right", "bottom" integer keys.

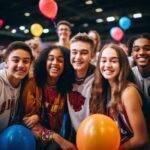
[{"left": 90, "top": 44, "right": 135, "bottom": 114}]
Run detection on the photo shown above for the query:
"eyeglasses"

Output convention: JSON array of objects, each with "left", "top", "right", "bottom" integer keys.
[{"left": 132, "top": 45, "right": 150, "bottom": 52}]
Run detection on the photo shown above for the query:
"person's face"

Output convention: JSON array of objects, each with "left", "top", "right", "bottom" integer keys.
[
  {"left": 70, "top": 41, "right": 92, "bottom": 74},
  {"left": 88, "top": 32, "right": 98, "bottom": 47},
  {"left": 46, "top": 48, "right": 64, "bottom": 81},
  {"left": 132, "top": 38, "right": 150, "bottom": 68},
  {"left": 6, "top": 49, "right": 31, "bottom": 81},
  {"left": 25, "top": 39, "right": 41, "bottom": 60},
  {"left": 100, "top": 47, "right": 120, "bottom": 82},
  {"left": 57, "top": 24, "right": 71, "bottom": 40}
]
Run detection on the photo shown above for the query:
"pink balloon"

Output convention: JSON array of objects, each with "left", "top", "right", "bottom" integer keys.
[
  {"left": 39, "top": 0, "right": 58, "bottom": 20},
  {"left": 0, "top": 19, "right": 4, "bottom": 28},
  {"left": 110, "top": 27, "right": 124, "bottom": 41}
]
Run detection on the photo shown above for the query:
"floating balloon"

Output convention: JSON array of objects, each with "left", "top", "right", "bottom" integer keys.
[
  {"left": 110, "top": 27, "right": 124, "bottom": 41},
  {"left": 0, "top": 18, "right": 5, "bottom": 28},
  {"left": 0, "top": 125, "right": 36, "bottom": 150},
  {"left": 119, "top": 17, "right": 131, "bottom": 30},
  {"left": 76, "top": 114, "right": 120, "bottom": 150},
  {"left": 30, "top": 23, "right": 43, "bottom": 37},
  {"left": 39, "top": 0, "right": 58, "bottom": 20}
]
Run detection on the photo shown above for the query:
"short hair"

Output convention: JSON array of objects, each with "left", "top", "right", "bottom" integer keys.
[
  {"left": 127, "top": 33, "right": 150, "bottom": 55},
  {"left": 70, "top": 32, "right": 95, "bottom": 51},
  {"left": 5, "top": 41, "right": 33, "bottom": 60},
  {"left": 56, "top": 20, "right": 72, "bottom": 29}
]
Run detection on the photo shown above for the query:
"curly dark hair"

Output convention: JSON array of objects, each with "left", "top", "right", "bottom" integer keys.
[
  {"left": 127, "top": 33, "right": 150, "bottom": 56},
  {"left": 34, "top": 45, "right": 75, "bottom": 95}
]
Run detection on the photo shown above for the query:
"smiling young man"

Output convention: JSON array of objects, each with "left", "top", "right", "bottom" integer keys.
[
  {"left": 67, "top": 33, "right": 95, "bottom": 132},
  {"left": 128, "top": 33, "right": 150, "bottom": 135},
  {"left": 56, "top": 20, "right": 72, "bottom": 49},
  {"left": 0, "top": 41, "right": 33, "bottom": 132}
]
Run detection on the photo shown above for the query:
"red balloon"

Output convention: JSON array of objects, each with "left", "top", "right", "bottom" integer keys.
[
  {"left": 39, "top": 0, "right": 58, "bottom": 20},
  {"left": 110, "top": 27, "right": 124, "bottom": 41}
]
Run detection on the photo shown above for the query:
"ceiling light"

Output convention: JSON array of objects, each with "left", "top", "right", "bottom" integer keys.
[
  {"left": 95, "top": 8, "right": 103, "bottom": 13},
  {"left": 11, "top": 29, "right": 17, "bottom": 33},
  {"left": 24, "top": 29, "right": 29, "bottom": 33},
  {"left": 19, "top": 26, "right": 25, "bottom": 30},
  {"left": 5, "top": 25, "right": 10, "bottom": 30},
  {"left": 96, "top": 18, "right": 104, "bottom": 23},
  {"left": 24, "top": 12, "right": 30, "bottom": 17},
  {"left": 85, "top": 0, "right": 93, "bottom": 5},
  {"left": 43, "top": 29, "right": 49, "bottom": 33},
  {"left": 133, "top": 13, "right": 142, "bottom": 18},
  {"left": 83, "top": 23, "right": 89, "bottom": 27},
  {"left": 106, "top": 16, "right": 115, "bottom": 22}
]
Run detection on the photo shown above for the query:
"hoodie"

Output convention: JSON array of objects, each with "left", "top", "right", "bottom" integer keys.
[{"left": 0, "top": 68, "right": 21, "bottom": 132}]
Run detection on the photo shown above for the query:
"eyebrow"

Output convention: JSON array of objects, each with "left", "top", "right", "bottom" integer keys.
[
  {"left": 11, "top": 56, "right": 31, "bottom": 60},
  {"left": 48, "top": 55, "right": 64, "bottom": 58},
  {"left": 101, "top": 57, "right": 118, "bottom": 59}
]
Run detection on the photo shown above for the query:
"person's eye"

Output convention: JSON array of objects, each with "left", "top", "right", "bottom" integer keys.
[
  {"left": 12, "top": 59, "right": 19, "bottom": 63},
  {"left": 143, "top": 46, "right": 150, "bottom": 51},
  {"left": 100, "top": 59, "right": 106, "bottom": 63},
  {"left": 132, "top": 47, "right": 140, "bottom": 52},
  {"left": 58, "top": 58, "right": 64, "bottom": 63},
  {"left": 72, "top": 51, "right": 77, "bottom": 55},
  {"left": 48, "top": 57, "right": 54, "bottom": 61},
  {"left": 23, "top": 59, "right": 31, "bottom": 64}
]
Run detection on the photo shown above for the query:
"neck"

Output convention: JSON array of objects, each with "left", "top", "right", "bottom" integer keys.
[
  {"left": 58, "top": 39, "right": 70, "bottom": 48},
  {"left": 138, "top": 65, "right": 150, "bottom": 77},
  {"left": 6, "top": 73, "right": 20, "bottom": 88}
]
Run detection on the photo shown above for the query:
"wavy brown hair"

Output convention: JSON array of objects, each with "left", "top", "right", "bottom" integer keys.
[{"left": 90, "top": 43, "right": 135, "bottom": 114}]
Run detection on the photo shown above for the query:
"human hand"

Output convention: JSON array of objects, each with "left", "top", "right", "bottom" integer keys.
[{"left": 23, "top": 114, "right": 39, "bottom": 128}]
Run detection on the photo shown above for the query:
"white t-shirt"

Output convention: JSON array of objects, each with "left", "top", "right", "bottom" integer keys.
[{"left": 0, "top": 69, "right": 21, "bottom": 132}]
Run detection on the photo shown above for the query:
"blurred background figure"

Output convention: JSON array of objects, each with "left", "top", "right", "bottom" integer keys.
[
  {"left": 56, "top": 20, "right": 72, "bottom": 49},
  {"left": 25, "top": 37, "right": 42, "bottom": 77},
  {"left": 88, "top": 30, "right": 101, "bottom": 65},
  {"left": 25, "top": 37, "right": 42, "bottom": 60}
]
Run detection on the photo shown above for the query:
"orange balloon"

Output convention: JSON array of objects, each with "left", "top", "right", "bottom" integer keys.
[{"left": 76, "top": 114, "right": 120, "bottom": 150}]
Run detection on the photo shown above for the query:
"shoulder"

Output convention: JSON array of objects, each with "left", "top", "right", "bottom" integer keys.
[{"left": 122, "top": 84, "right": 142, "bottom": 106}]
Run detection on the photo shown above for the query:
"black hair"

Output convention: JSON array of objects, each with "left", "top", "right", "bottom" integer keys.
[
  {"left": 34, "top": 45, "right": 75, "bottom": 95},
  {"left": 56, "top": 20, "right": 72, "bottom": 29},
  {"left": 5, "top": 41, "right": 33, "bottom": 60},
  {"left": 127, "top": 33, "right": 150, "bottom": 56}
]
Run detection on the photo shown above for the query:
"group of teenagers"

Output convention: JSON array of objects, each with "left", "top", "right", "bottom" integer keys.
[{"left": 0, "top": 20, "right": 150, "bottom": 150}]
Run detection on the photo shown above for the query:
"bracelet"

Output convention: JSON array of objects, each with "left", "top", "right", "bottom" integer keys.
[{"left": 41, "top": 129, "right": 54, "bottom": 143}]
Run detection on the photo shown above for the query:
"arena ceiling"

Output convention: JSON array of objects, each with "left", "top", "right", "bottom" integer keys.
[{"left": 0, "top": 0, "right": 150, "bottom": 44}]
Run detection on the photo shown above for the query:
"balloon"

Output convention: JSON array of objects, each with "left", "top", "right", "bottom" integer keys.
[
  {"left": 0, "top": 18, "right": 5, "bottom": 28},
  {"left": 110, "top": 27, "right": 124, "bottom": 41},
  {"left": 119, "top": 17, "right": 131, "bottom": 30},
  {"left": 30, "top": 23, "right": 43, "bottom": 37},
  {"left": 76, "top": 114, "right": 120, "bottom": 150},
  {"left": 0, "top": 125, "right": 36, "bottom": 150},
  {"left": 39, "top": 0, "right": 58, "bottom": 20}
]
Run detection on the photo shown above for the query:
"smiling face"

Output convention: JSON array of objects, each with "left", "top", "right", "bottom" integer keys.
[
  {"left": 46, "top": 48, "right": 64, "bottom": 82},
  {"left": 132, "top": 38, "right": 150, "bottom": 68},
  {"left": 99, "top": 47, "right": 120, "bottom": 82},
  {"left": 70, "top": 41, "right": 92, "bottom": 76},
  {"left": 6, "top": 49, "right": 31, "bottom": 81},
  {"left": 57, "top": 24, "right": 71, "bottom": 41}
]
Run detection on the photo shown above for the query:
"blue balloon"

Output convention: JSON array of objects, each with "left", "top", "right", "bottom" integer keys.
[
  {"left": 119, "top": 17, "right": 131, "bottom": 30},
  {"left": 0, "top": 125, "right": 36, "bottom": 150}
]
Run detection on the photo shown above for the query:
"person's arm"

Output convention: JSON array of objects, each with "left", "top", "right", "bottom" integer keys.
[
  {"left": 120, "top": 86, "right": 148, "bottom": 149},
  {"left": 22, "top": 78, "right": 41, "bottom": 127},
  {"left": 32, "top": 123, "right": 76, "bottom": 150}
]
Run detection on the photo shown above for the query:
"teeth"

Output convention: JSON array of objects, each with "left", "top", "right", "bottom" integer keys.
[{"left": 138, "top": 57, "right": 147, "bottom": 61}]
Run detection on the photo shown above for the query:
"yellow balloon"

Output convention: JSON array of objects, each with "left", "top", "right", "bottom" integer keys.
[{"left": 30, "top": 23, "right": 43, "bottom": 37}]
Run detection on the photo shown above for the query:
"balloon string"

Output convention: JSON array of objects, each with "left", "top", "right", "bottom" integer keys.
[{"left": 52, "top": 19, "right": 57, "bottom": 28}]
